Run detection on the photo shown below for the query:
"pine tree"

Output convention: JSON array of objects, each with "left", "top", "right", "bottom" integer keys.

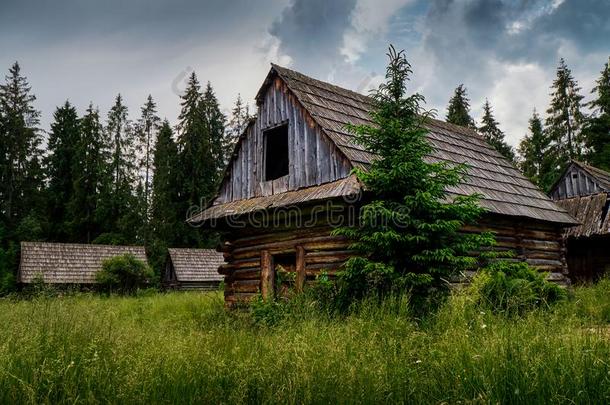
[
  {"left": 224, "top": 94, "right": 250, "bottom": 163},
  {"left": 68, "top": 104, "right": 107, "bottom": 242},
  {"left": 446, "top": 84, "right": 476, "bottom": 128},
  {"left": 150, "top": 120, "right": 180, "bottom": 272},
  {"left": 0, "top": 62, "right": 44, "bottom": 226},
  {"left": 45, "top": 101, "right": 80, "bottom": 241},
  {"left": 478, "top": 99, "right": 515, "bottom": 161},
  {"left": 584, "top": 57, "right": 610, "bottom": 171},
  {"left": 101, "top": 94, "right": 140, "bottom": 243},
  {"left": 0, "top": 62, "right": 44, "bottom": 292},
  {"left": 176, "top": 73, "right": 204, "bottom": 217},
  {"left": 334, "top": 47, "right": 492, "bottom": 306},
  {"left": 175, "top": 74, "right": 224, "bottom": 246},
  {"left": 544, "top": 58, "right": 585, "bottom": 177},
  {"left": 518, "top": 110, "right": 549, "bottom": 186},
  {"left": 135, "top": 95, "right": 160, "bottom": 224},
  {"left": 201, "top": 82, "right": 227, "bottom": 181}
]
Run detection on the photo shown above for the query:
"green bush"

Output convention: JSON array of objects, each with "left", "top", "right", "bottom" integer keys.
[
  {"left": 96, "top": 254, "right": 154, "bottom": 294},
  {"left": 471, "top": 261, "right": 567, "bottom": 315}
]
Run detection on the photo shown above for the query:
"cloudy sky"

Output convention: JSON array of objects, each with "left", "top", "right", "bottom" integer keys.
[{"left": 1, "top": 0, "right": 609, "bottom": 147}]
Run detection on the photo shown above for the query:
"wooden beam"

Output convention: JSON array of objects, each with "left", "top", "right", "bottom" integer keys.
[
  {"left": 295, "top": 246, "right": 305, "bottom": 292},
  {"left": 260, "top": 250, "right": 274, "bottom": 301}
]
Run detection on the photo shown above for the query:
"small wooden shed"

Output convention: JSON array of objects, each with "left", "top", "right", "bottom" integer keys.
[
  {"left": 163, "top": 248, "right": 225, "bottom": 291},
  {"left": 189, "top": 64, "right": 577, "bottom": 306},
  {"left": 551, "top": 161, "right": 610, "bottom": 281},
  {"left": 18, "top": 242, "right": 148, "bottom": 285}
]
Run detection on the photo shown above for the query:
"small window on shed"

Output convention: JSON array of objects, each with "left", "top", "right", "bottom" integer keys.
[{"left": 264, "top": 123, "right": 289, "bottom": 181}]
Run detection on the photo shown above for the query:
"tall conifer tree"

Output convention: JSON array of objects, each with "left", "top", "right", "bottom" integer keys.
[
  {"left": 518, "top": 110, "right": 549, "bottom": 186},
  {"left": 150, "top": 120, "right": 179, "bottom": 272},
  {"left": 135, "top": 95, "right": 160, "bottom": 223},
  {"left": 45, "top": 101, "right": 80, "bottom": 241},
  {"left": 478, "top": 99, "right": 515, "bottom": 161},
  {"left": 68, "top": 104, "right": 107, "bottom": 242},
  {"left": 544, "top": 58, "right": 585, "bottom": 179},
  {"left": 224, "top": 94, "right": 250, "bottom": 163},
  {"left": 446, "top": 84, "right": 476, "bottom": 128},
  {"left": 201, "top": 82, "right": 227, "bottom": 184},
  {"left": 584, "top": 57, "right": 610, "bottom": 171},
  {"left": 0, "top": 62, "right": 44, "bottom": 226},
  {"left": 99, "top": 94, "right": 140, "bottom": 243},
  {"left": 0, "top": 62, "right": 44, "bottom": 291}
]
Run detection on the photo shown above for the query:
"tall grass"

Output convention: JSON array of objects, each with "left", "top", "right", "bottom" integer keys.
[{"left": 1, "top": 283, "right": 610, "bottom": 404}]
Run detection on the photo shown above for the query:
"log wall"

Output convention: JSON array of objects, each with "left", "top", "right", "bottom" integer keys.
[{"left": 218, "top": 211, "right": 569, "bottom": 306}]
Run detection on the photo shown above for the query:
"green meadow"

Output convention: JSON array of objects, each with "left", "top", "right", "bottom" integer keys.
[{"left": 2, "top": 283, "right": 610, "bottom": 404}]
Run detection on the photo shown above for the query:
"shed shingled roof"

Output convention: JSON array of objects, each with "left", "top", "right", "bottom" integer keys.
[
  {"left": 196, "top": 64, "right": 576, "bottom": 225},
  {"left": 554, "top": 193, "right": 610, "bottom": 238},
  {"left": 168, "top": 248, "right": 224, "bottom": 283},
  {"left": 18, "top": 242, "right": 147, "bottom": 284}
]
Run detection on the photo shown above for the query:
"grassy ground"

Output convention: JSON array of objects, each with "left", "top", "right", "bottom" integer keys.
[{"left": 2, "top": 283, "right": 610, "bottom": 404}]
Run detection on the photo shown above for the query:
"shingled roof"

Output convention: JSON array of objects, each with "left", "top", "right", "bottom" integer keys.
[
  {"left": 167, "top": 248, "right": 224, "bottom": 283},
  {"left": 555, "top": 193, "right": 610, "bottom": 238},
  {"left": 18, "top": 242, "right": 147, "bottom": 284},
  {"left": 198, "top": 64, "right": 575, "bottom": 225}
]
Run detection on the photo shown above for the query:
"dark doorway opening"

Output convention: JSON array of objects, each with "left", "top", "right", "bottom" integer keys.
[{"left": 273, "top": 252, "right": 296, "bottom": 297}]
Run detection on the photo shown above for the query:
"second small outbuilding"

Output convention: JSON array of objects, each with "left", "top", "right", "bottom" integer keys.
[{"left": 163, "top": 248, "right": 225, "bottom": 291}]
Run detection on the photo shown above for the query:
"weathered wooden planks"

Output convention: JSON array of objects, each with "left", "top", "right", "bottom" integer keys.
[{"left": 216, "top": 77, "right": 352, "bottom": 205}]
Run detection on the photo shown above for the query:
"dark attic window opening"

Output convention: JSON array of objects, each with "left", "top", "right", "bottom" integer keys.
[{"left": 264, "top": 123, "right": 289, "bottom": 181}]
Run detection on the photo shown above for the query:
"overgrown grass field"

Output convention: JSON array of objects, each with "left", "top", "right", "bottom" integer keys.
[{"left": 2, "top": 283, "right": 610, "bottom": 404}]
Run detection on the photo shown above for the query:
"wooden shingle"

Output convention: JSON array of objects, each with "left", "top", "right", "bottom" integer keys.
[
  {"left": 167, "top": 248, "right": 224, "bottom": 283},
  {"left": 18, "top": 242, "right": 148, "bottom": 284}
]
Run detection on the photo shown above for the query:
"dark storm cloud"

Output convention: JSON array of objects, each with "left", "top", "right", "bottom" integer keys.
[
  {"left": 269, "top": 0, "right": 357, "bottom": 75},
  {"left": 0, "top": 0, "right": 277, "bottom": 49},
  {"left": 423, "top": 0, "right": 610, "bottom": 69}
]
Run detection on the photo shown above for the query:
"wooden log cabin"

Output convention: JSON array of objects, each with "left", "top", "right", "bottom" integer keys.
[
  {"left": 551, "top": 161, "right": 610, "bottom": 282},
  {"left": 189, "top": 65, "right": 577, "bottom": 306}
]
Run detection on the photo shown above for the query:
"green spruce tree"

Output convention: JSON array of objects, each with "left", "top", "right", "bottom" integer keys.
[
  {"left": 175, "top": 74, "right": 225, "bottom": 247},
  {"left": 201, "top": 82, "right": 227, "bottom": 182},
  {"left": 68, "top": 104, "right": 107, "bottom": 242},
  {"left": 478, "top": 99, "right": 515, "bottom": 161},
  {"left": 97, "top": 94, "right": 140, "bottom": 244},
  {"left": 334, "top": 47, "right": 492, "bottom": 306},
  {"left": 45, "top": 101, "right": 80, "bottom": 241},
  {"left": 518, "top": 110, "right": 549, "bottom": 186},
  {"left": 446, "top": 84, "right": 476, "bottom": 128},
  {"left": 135, "top": 95, "right": 160, "bottom": 226},
  {"left": 544, "top": 58, "right": 585, "bottom": 182},
  {"left": 0, "top": 62, "right": 44, "bottom": 293},
  {"left": 149, "top": 120, "right": 180, "bottom": 273},
  {"left": 224, "top": 94, "right": 250, "bottom": 163},
  {"left": 584, "top": 57, "right": 610, "bottom": 171},
  {"left": 0, "top": 62, "right": 44, "bottom": 228}
]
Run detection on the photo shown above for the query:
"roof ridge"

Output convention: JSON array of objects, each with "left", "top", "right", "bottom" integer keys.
[
  {"left": 20, "top": 241, "right": 145, "bottom": 249},
  {"left": 272, "top": 64, "right": 485, "bottom": 140}
]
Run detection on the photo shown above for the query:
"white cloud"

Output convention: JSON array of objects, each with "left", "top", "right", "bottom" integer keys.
[
  {"left": 340, "top": 0, "right": 414, "bottom": 63},
  {"left": 486, "top": 62, "right": 551, "bottom": 146}
]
